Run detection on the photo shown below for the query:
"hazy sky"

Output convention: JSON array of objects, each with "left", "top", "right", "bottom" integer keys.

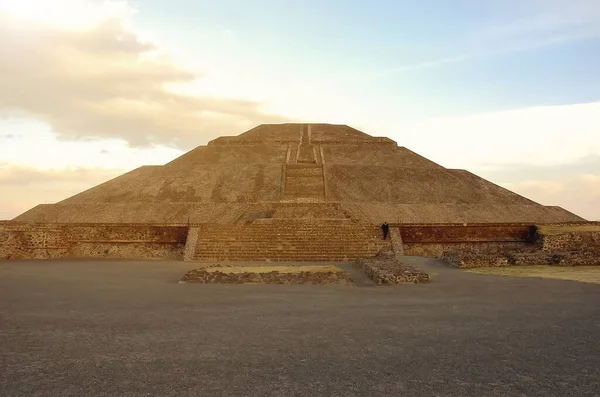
[{"left": 1, "top": 0, "right": 599, "bottom": 220}]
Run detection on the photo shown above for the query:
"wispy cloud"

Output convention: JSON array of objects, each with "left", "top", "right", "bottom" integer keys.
[
  {"left": 378, "top": 100, "right": 600, "bottom": 220},
  {"left": 359, "top": 0, "right": 600, "bottom": 79},
  {"left": 392, "top": 101, "right": 600, "bottom": 170},
  {"left": 501, "top": 174, "right": 600, "bottom": 221},
  {"left": 0, "top": 164, "right": 124, "bottom": 219},
  {"left": 0, "top": 1, "right": 285, "bottom": 149}
]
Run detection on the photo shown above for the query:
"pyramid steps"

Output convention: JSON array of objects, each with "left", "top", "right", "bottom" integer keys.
[
  {"left": 11, "top": 123, "right": 585, "bottom": 224},
  {"left": 283, "top": 164, "right": 325, "bottom": 201},
  {"left": 190, "top": 220, "right": 389, "bottom": 261}
]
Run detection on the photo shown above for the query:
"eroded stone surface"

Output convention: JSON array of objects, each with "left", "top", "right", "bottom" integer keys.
[
  {"left": 181, "top": 267, "right": 350, "bottom": 285},
  {"left": 355, "top": 254, "right": 429, "bottom": 285},
  {"left": 0, "top": 223, "right": 186, "bottom": 260},
  {"left": 2, "top": 123, "right": 594, "bottom": 262},
  {"left": 13, "top": 123, "right": 583, "bottom": 225}
]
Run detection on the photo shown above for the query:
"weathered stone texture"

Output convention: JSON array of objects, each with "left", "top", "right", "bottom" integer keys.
[
  {"left": 183, "top": 227, "right": 200, "bottom": 261},
  {"left": 442, "top": 250, "right": 600, "bottom": 268},
  {"left": 191, "top": 219, "right": 390, "bottom": 262},
  {"left": 3, "top": 123, "right": 592, "bottom": 262},
  {"left": 396, "top": 224, "right": 536, "bottom": 258},
  {"left": 13, "top": 123, "right": 584, "bottom": 225},
  {"left": 181, "top": 268, "right": 349, "bottom": 284},
  {"left": 389, "top": 227, "right": 405, "bottom": 256},
  {"left": 538, "top": 231, "right": 600, "bottom": 252},
  {"left": 404, "top": 242, "right": 530, "bottom": 258},
  {"left": 441, "top": 252, "right": 510, "bottom": 269},
  {"left": 440, "top": 225, "right": 600, "bottom": 268},
  {"left": 399, "top": 224, "right": 535, "bottom": 243},
  {"left": 543, "top": 252, "right": 600, "bottom": 266},
  {"left": 355, "top": 255, "right": 429, "bottom": 284},
  {"left": 0, "top": 223, "right": 186, "bottom": 260}
]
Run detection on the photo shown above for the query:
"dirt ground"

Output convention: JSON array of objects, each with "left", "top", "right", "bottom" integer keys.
[
  {"left": 1, "top": 258, "right": 599, "bottom": 397},
  {"left": 466, "top": 265, "right": 600, "bottom": 284}
]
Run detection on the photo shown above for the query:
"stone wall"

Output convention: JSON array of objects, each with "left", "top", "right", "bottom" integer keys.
[
  {"left": 354, "top": 255, "right": 429, "bottom": 284},
  {"left": 181, "top": 267, "right": 349, "bottom": 284},
  {"left": 3, "top": 220, "right": 597, "bottom": 265},
  {"left": 399, "top": 224, "right": 534, "bottom": 243},
  {"left": 396, "top": 224, "right": 535, "bottom": 258},
  {"left": 439, "top": 224, "right": 600, "bottom": 268},
  {"left": 441, "top": 252, "right": 510, "bottom": 268},
  {"left": 404, "top": 242, "right": 530, "bottom": 258},
  {"left": 183, "top": 227, "right": 200, "bottom": 261},
  {"left": 389, "top": 227, "right": 405, "bottom": 256},
  {"left": 442, "top": 250, "right": 600, "bottom": 268},
  {"left": 537, "top": 230, "right": 600, "bottom": 252},
  {"left": 0, "top": 223, "right": 187, "bottom": 260}
]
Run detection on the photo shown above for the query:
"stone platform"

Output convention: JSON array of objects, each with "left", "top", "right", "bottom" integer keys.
[{"left": 181, "top": 264, "right": 350, "bottom": 285}]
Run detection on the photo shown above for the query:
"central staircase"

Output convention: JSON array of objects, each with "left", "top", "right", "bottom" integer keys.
[
  {"left": 184, "top": 124, "right": 389, "bottom": 262},
  {"left": 189, "top": 219, "right": 388, "bottom": 261},
  {"left": 283, "top": 164, "right": 325, "bottom": 202},
  {"left": 282, "top": 124, "right": 326, "bottom": 202}
]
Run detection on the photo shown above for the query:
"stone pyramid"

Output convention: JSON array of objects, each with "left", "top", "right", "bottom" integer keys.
[{"left": 14, "top": 123, "right": 584, "bottom": 224}]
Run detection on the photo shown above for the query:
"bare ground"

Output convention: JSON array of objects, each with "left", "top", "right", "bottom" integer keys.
[{"left": 1, "top": 258, "right": 599, "bottom": 397}]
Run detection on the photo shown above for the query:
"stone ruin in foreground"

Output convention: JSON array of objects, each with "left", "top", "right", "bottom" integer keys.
[{"left": 1, "top": 123, "right": 598, "bottom": 266}]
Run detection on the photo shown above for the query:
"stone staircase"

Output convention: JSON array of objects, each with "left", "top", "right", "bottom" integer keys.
[
  {"left": 282, "top": 124, "right": 326, "bottom": 202},
  {"left": 184, "top": 124, "right": 388, "bottom": 262},
  {"left": 189, "top": 219, "right": 389, "bottom": 261},
  {"left": 283, "top": 164, "right": 325, "bottom": 201}
]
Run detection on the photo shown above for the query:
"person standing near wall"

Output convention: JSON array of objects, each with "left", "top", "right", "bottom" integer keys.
[{"left": 381, "top": 222, "right": 389, "bottom": 240}]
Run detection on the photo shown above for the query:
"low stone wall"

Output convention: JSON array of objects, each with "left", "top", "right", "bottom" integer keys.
[
  {"left": 398, "top": 224, "right": 534, "bottom": 243},
  {"left": 0, "top": 223, "right": 187, "bottom": 260},
  {"left": 355, "top": 256, "right": 429, "bottom": 284},
  {"left": 505, "top": 252, "right": 554, "bottom": 266},
  {"left": 534, "top": 252, "right": 600, "bottom": 267},
  {"left": 396, "top": 224, "right": 535, "bottom": 258},
  {"left": 181, "top": 268, "right": 349, "bottom": 284},
  {"left": 389, "top": 227, "right": 405, "bottom": 256},
  {"left": 404, "top": 242, "right": 530, "bottom": 258},
  {"left": 537, "top": 230, "right": 600, "bottom": 252},
  {"left": 405, "top": 223, "right": 600, "bottom": 268},
  {"left": 442, "top": 250, "right": 600, "bottom": 268},
  {"left": 441, "top": 252, "right": 510, "bottom": 268},
  {"left": 183, "top": 227, "right": 200, "bottom": 261}
]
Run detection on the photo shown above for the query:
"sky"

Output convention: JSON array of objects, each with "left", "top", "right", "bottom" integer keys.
[{"left": 0, "top": 0, "right": 599, "bottom": 220}]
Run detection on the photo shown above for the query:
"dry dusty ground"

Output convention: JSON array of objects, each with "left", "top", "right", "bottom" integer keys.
[
  {"left": 466, "top": 265, "right": 600, "bottom": 284},
  {"left": 1, "top": 258, "right": 599, "bottom": 397}
]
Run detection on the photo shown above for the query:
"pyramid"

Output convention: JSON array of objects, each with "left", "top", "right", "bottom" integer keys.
[{"left": 14, "top": 123, "right": 584, "bottom": 224}]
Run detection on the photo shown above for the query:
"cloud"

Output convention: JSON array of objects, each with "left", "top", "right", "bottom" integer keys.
[
  {"left": 501, "top": 174, "right": 600, "bottom": 221},
  {"left": 480, "top": 155, "right": 600, "bottom": 181},
  {"left": 0, "top": 121, "right": 183, "bottom": 169},
  {"left": 0, "top": 164, "right": 121, "bottom": 186},
  {"left": 388, "top": 102, "right": 600, "bottom": 170},
  {"left": 0, "top": 165, "right": 124, "bottom": 219},
  {"left": 458, "top": 155, "right": 600, "bottom": 220},
  {"left": 366, "top": 55, "right": 473, "bottom": 79},
  {"left": 371, "top": 102, "right": 600, "bottom": 221},
  {"left": 502, "top": 180, "right": 564, "bottom": 195},
  {"left": 0, "top": 2, "right": 285, "bottom": 149}
]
